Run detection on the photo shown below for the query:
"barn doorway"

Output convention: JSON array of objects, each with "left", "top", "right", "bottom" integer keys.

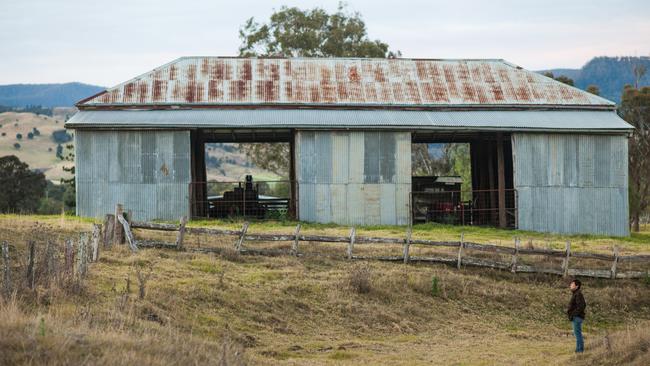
[
  {"left": 189, "top": 129, "right": 296, "bottom": 220},
  {"left": 411, "top": 132, "right": 516, "bottom": 228}
]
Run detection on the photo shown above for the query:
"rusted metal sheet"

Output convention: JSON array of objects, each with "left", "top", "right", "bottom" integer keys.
[{"left": 78, "top": 57, "right": 614, "bottom": 108}]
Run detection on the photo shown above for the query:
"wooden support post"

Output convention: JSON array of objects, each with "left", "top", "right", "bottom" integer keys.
[
  {"left": 236, "top": 222, "right": 249, "bottom": 252},
  {"left": 562, "top": 241, "right": 571, "bottom": 278},
  {"left": 114, "top": 204, "right": 125, "bottom": 245},
  {"left": 403, "top": 227, "right": 412, "bottom": 264},
  {"left": 91, "top": 223, "right": 100, "bottom": 262},
  {"left": 2, "top": 241, "right": 11, "bottom": 298},
  {"left": 347, "top": 227, "right": 356, "bottom": 260},
  {"left": 610, "top": 246, "right": 619, "bottom": 279},
  {"left": 457, "top": 232, "right": 464, "bottom": 269},
  {"left": 103, "top": 214, "right": 114, "bottom": 248},
  {"left": 117, "top": 214, "right": 138, "bottom": 253},
  {"left": 175, "top": 216, "right": 188, "bottom": 250},
  {"left": 496, "top": 133, "right": 507, "bottom": 228},
  {"left": 26, "top": 240, "right": 35, "bottom": 289},
  {"left": 291, "top": 224, "right": 301, "bottom": 256},
  {"left": 511, "top": 237, "right": 520, "bottom": 273}
]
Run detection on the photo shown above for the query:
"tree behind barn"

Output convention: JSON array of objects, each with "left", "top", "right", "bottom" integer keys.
[
  {"left": 620, "top": 86, "right": 650, "bottom": 232},
  {"left": 0, "top": 155, "right": 47, "bottom": 213},
  {"left": 237, "top": 4, "right": 398, "bottom": 175}
]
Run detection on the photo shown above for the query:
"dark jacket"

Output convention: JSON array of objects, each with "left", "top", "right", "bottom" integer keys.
[{"left": 567, "top": 289, "right": 586, "bottom": 321}]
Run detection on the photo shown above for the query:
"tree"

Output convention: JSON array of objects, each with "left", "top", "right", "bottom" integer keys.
[
  {"left": 543, "top": 72, "right": 575, "bottom": 86},
  {"left": 237, "top": 4, "right": 398, "bottom": 175},
  {"left": 620, "top": 85, "right": 650, "bottom": 232},
  {"left": 586, "top": 85, "right": 600, "bottom": 96},
  {"left": 0, "top": 155, "right": 47, "bottom": 213},
  {"left": 239, "top": 3, "right": 394, "bottom": 58},
  {"left": 59, "top": 142, "right": 76, "bottom": 209}
]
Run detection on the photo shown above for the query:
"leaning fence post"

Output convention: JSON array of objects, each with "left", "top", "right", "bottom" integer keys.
[
  {"left": 2, "top": 241, "right": 11, "bottom": 298},
  {"left": 26, "top": 240, "right": 35, "bottom": 289},
  {"left": 347, "top": 227, "right": 356, "bottom": 260},
  {"left": 610, "top": 246, "right": 619, "bottom": 279},
  {"left": 457, "top": 232, "right": 464, "bottom": 269},
  {"left": 175, "top": 216, "right": 188, "bottom": 250},
  {"left": 91, "top": 223, "right": 101, "bottom": 262},
  {"left": 236, "top": 222, "right": 249, "bottom": 253},
  {"left": 116, "top": 214, "right": 138, "bottom": 253},
  {"left": 403, "top": 227, "right": 412, "bottom": 264},
  {"left": 511, "top": 237, "right": 520, "bottom": 273},
  {"left": 291, "top": 223, "right": 301, "bottom": 256},
  {"left": 562, "top": 241, "right": 571, "bottom": 278}
]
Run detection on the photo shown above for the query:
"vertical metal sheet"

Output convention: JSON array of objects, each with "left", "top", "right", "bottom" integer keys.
[
  {"left": 379, "top": 133, "right": 396, "bottom": 183},
  {"left": 363, "top": 132, "right": 380, "bottom": 184},
  {"left": 380, "top": 184, "right": 396, "bottom": 225},
  {"left": 348, "top": 132, "right": 365, "bottom": 183},
  {"left": 513, "top": 132, "right": 629, "bottom": 236}
]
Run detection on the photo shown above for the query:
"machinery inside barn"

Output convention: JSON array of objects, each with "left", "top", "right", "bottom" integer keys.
[
  {"left": 208, "top": 175, "right": 289, "bottom": 219},
  {"left": 411, "top": 176, "right": 472, "bottom": 225}
]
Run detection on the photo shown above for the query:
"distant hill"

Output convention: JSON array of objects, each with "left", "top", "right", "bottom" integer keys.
[
  {"left": 0, "top": 82, "right": 104, "bottom": 108},
  {"left": 540, "top": 56, "right": 650, "bottom": 103}
]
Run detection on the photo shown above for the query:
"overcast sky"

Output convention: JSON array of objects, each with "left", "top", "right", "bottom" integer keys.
[{"left": 2, "top": 0, "right": 649, "bottom": 86}]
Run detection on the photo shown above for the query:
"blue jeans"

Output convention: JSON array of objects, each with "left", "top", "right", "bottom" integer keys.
[{"left": 572, "top": 317, "right": 584, "bottom": 353}]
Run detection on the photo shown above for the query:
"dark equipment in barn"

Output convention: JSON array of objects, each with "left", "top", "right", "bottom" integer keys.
[
  {"left": 209, "top": 175, "right": 267, "bottom": 218},
  {"left": 411, "top": 176, "right": 471, "bottom": 225}
]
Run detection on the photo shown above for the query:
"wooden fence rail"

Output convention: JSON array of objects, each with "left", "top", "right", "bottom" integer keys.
[{"left": 128, "top": 220, "right": 650, "bottom": 280}]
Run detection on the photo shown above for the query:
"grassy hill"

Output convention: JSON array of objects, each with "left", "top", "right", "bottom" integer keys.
[
  {"left": 1, "top": 215, "right": 649, "bottom": 365},
  {"left": 0, "top": 112, "right": 73, "bottom": 182}
]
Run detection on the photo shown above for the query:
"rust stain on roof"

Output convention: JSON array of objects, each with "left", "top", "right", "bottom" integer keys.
[{"left": 79, "top": 57, "right": 613, "bottom": 108}]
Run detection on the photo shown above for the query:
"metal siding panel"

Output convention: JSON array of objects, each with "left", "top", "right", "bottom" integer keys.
[
  {"left": 578, "top": 188, "right": 595, "bottom": 234},
  {"left": 562, "top": 188, "right": 579, "bottom": 234},
  {"left": 173, "top": 131, "right": 191, "bottom": 183},
  {"left": 364, "top": 132, "right": 380, "bottom": 183},
  {"left": 330, "top": 184, "right": 347, "bottom": 224},
  {"left": 395, "top": 184, "right": 410, "bottom": 225},
  {"left": 610, "top": 135, "right": 627, "bottom": 188},
  {"left": 315, "top": 132, "right": 332, "bottom": 184},
  {"left": 594, "top": 135, "right": 611, "bottom": 187},
  {"left": 141, "top": 132, "right": 156, "bottom": 184},
  {"left": 347, "top": 184, "right": 364, "bottom": 225},
  {"left": 395, "top": 132, "right": 412, "bottom": 184},
  {"left": 379, "top": 133, "right": 396, "bottom": 183},
  {"left": 331, "top": 132, "right": 349, "bottom": 184},
  {"left": 547, "top": 135, "right": 563, "bottom": 186},
  {"left": 315, "top": 184, "right": 331, "bottom": 223},
  {"left": 363, "top": 184, "right": 381, "bottom": 225},
  {"left": 563, "top": 136, "right": 578, "bottom": 187},
  {"left": 380, "top": 184, "right": 396, "bottom": 225},
  {"left": 348, "top": 132, "right": 365, "bottom": 184},
  {"left": 578, "top": 135, "right": 595, "bottom": 187},
  {"left": 300, "top": 132, "right": 316, "bottom": 183}
]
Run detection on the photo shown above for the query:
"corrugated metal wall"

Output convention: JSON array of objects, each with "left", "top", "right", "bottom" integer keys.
[
  {"left": 296, "top": 131, "right": 411, "bottom": 225},
  {"left": 75, "top": 130, "right": 191, "bottom": 221},
  {"left": 512, "top": 133, "right": 629, "bottom": 236}
]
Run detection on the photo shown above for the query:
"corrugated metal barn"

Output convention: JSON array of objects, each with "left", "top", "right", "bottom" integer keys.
[{"left": 66, "top": 57, "right": 633, "bottom": 236}]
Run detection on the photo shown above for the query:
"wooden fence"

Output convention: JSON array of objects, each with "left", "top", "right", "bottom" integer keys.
[{"left": 119, "top": 217, "right": 650, "bottom": 280}]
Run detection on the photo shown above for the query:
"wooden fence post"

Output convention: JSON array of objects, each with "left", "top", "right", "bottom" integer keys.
[
  {"left": 77, "top": 234, "right": 88, "bottom": 279},
  {"left": 562, "top": 241, "right": 571, "bottom": 278},
  {"left": 103, "top": 214, "right": 115, "bottom": 248},
  {"left": 403, "top": 227, "right": 412, "bottom": 264},
  {"left": 511, "top": 237, "right": 520, "bottom": 273},
  {"left": 114, "top": 204, "right": 125, "bottom": 245},
  {"left": 291, "top": 224, "right": 301, "bottom": 256},
  {"left": 175, "top": 216, "right": 188, "bottom": 250},
  {"left": 610, "top": 246, "right": 619, "bottom": 279},
  {"left": 2, "top": 241, "right": 11, "bottom": 298},
  {"left": 64, "top": 239, "right": 74, "bottom": 276},
  {"left": 347, "top": 227, "right": 356, "bottom": 260},
  {"left": 91, "top": 223, "right": 101, "bottom": 262},
  {"left": 26, "top": 240, "right": 35, "bottom": 289},
  {"left": 457, "top": 232, "right": 464, "bottom": 269},
  {"left": 236, "top": 222, "right": 249, "bottom": 253},
  {"left": 117, "top": 214, "right": 138, "bottom": 253}
]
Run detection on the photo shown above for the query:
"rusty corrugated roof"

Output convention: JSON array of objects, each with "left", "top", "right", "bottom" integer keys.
[{"left": 78, "top": 57, "right": 615, "bottom": 109}]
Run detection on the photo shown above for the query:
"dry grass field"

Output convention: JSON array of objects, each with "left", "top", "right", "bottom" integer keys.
[{"left": 1, "top": 214, "right": 649, "bottom": 365}]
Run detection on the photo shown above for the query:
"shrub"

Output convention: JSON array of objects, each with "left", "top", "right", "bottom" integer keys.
[
  {"left": 16, "top": 133, "right": 22, "bottom": 140},
  {"left": 27, "top": 132, "right": 34, "bottom": 139},
  {"left": 348, "top": 264, "right": 372, "bottom": 294},
  {"left": 13, "top": 143, "right": 20, "bottom": 149},
  {"left": 431, "top": 276, "right": 440, "bottom": 297},
  {"left": 1, "top": 132, "right": 5, "bottom": 137}
]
